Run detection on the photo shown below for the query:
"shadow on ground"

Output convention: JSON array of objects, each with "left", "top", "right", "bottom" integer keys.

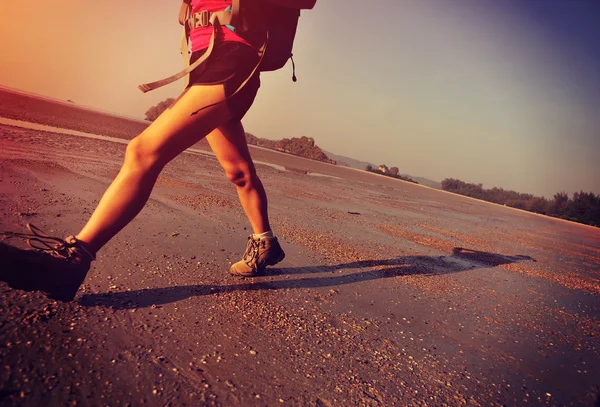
[
  {"left": 0, "top": 242, "right": 536, "bottom": 310},
  {"left": 81, "top": 248, "right": 534, "bottom": 309}
]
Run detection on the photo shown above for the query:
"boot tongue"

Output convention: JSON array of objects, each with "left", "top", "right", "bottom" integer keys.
[{"left": 64, "top": 236, "right": 96, "bottom": 262}]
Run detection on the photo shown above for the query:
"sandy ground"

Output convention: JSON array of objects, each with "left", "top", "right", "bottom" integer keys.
[{"left": 0, "top": 95, "right": 599, "bottom": 407}]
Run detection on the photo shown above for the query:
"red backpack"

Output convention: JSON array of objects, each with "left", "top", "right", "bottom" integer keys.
[{"left": 138, "top": 0, "right": 316, "bottom": 93}]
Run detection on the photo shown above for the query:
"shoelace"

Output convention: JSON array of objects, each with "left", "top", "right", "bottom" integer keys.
[
  {"left": 0, "top": 223, "right": 95, "bottom": 261},
  {"left": 242, "top": 236, "right": 261, "bottom": 269}
]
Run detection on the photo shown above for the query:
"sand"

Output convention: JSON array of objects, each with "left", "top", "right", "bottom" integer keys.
[{"left": 0, "top": 91, "right": 599, "bottom": 406}]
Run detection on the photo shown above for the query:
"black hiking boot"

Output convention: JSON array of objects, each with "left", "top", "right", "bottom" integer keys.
[{"left": 0, "top": 224, "right": 94, "bottom": 302}]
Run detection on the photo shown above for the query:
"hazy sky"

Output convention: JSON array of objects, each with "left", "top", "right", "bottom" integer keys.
[{"left": 1, "top": 0, "right": 599, "bottom": 198}]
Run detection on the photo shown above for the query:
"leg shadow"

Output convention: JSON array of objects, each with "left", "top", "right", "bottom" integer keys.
[
  {"left": 265, "top": 248, "right": 536, "bottom": 277},
  {"left": 452, "top": 247, "right": 535, "bottom": 266},
  {"left": 79, "top": 265, "right": 420, "bottom": 309}
]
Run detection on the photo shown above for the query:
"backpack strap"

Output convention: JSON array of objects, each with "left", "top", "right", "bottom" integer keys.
[
  {"left": 179, "top": 0, "right": 192, "bottom": 88},
  {"left": 230, "top": 0, "right": 241, "bottom": 28},
  {"left": 178, "top": 0, "right": 192, "bottom": 26},
  {"left": 138, "top": 5, "right": 235, "bottom": 93}
]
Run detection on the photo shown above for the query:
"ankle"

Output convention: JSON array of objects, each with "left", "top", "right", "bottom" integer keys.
[
  {"left": 253, "top": 230, "right": 274, "bottom": 239},
  {"left": 73, "top": 237, "right": 97, "bottom": 261}
]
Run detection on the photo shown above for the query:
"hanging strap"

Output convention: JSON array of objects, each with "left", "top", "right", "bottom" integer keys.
[{"left": 138, "top": 9, "right": 234, "bottom": 93}]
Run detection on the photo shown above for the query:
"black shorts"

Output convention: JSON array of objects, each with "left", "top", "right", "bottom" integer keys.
[{"left": 188, "top": 41, "right": 261, "bottom": 122}]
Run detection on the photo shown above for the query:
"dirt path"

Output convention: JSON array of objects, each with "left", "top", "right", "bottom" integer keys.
[{"left": 1, "top": 124, "right": 599, "bottom": 407}]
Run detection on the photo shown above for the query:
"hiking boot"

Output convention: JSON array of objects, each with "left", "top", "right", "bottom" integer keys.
[
  {"left": 0, "top": 224, "right": 94, "bottom": 302},
  {"left": 230, "top": 235, "right": 285, "bottom": 277}
]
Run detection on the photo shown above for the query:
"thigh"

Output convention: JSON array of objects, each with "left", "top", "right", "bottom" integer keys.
[
  {"left": 134, "top": 84, "right": 231, "bottom": 165},
  {"left": 189, "top": 42, "right": 261, "bottom": 123},
  {"left": 205, "top": 121, "right": 255, "bottom": 174}
]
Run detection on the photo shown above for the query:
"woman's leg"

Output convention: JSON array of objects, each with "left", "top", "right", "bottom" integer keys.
[
  {"left": 205, "top": 121, "right": 270, "bottom": 234},
  {"left": 205, "top": 121, "right": 285, "bottom": 276},
  {"left": 76, "top": 84, "right": 231, "bottom": 254}
]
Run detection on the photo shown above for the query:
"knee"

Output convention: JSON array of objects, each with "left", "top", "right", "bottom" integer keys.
[
  {"left": 124, "top": 136, "right": 162, "bottom": 172},
  {"left": 225, "top": 163, "right": 255, "bottom": 188}
]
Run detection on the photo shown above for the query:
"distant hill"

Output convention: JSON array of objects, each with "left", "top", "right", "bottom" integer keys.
[
  {"left": 246, "top": 134, "right": 336, "bottom": 164},
  {"left": 323, "top": 151, "right": 372, "bottom": 170},
  {"left": 401, "top": 175, "right": 441, "bottom": 189},
  {"left": 324, "top": 150, "right": 441, "bottom": 189}
]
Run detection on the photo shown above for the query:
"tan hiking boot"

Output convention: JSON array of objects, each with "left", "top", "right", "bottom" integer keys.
[{"left": 230, "top": 235, "right": 285, "bottom": 277}]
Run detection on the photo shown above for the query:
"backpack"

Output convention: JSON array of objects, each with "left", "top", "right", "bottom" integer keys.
[
  {"left": 255, "top": 4, "right": 301, "bottom": 73},
  {"left": 138, "top": 0, "right": 315, "bottom": 93}
]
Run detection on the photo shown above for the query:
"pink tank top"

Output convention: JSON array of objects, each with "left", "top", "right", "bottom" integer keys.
[{"left": 189, "top": 0, "right": 252, "bottom": 52}]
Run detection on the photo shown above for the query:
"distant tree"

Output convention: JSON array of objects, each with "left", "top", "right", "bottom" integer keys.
[
  {"left": 525, "top": 196, "right": 549, "bottom": 214},
  {"left": 365, "top": 164, "right": 417, "bottom": 183},
  {"left": 441, "top": 178, "right": 599, "bottom": 227},
  {"left": 547, "top": 192, "right": 569, "bottom": 217},
  {"left": 243, "top": 133, "right": 335, "bottom": 164},
  {"left": 507, "top": 199, "right": 526, "bottom": 210},
  {"left": 441, "top": 178, "right": 466, "bottom": 193},
  {"left": 568, "top": 191, "right": 600, "bottom": 224},
  {"left": 145, "top": 98, "right": 176, "bottom": 121},
  {"left": 245, "top": 132, "right": 259, "bottom": 145}
]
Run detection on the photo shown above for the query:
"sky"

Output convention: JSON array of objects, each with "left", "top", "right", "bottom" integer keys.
[{"left": 0, "top": 0, "right": 599, "bottom": 198}]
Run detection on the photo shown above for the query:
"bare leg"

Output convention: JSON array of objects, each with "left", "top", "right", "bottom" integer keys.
[
  {"left": 206, "top": 121, "right": 271, "bottom": 234},
  {"left": 77, "top": 85, "right": 231, "bottom": 253}
]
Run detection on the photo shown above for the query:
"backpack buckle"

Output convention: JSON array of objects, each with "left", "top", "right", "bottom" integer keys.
[{"left": 190, "top": 10, "right": 211, "bottom": 29}]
